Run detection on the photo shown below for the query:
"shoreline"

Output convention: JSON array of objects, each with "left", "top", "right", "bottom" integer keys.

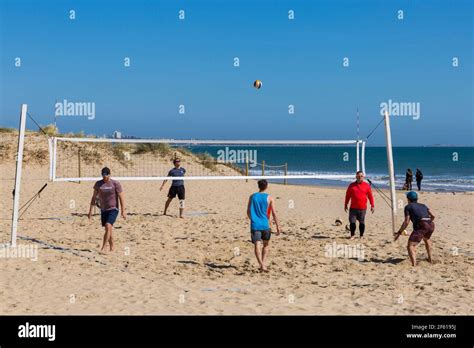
[
  {"left": 1, "top": 173, "right": 472, "bottom": 195},
  {"left": 0, "top": 169, "right": 472, "bottom": 194},
  {"left": 262, "top": 179, "right": 474, "bottom": 194}
]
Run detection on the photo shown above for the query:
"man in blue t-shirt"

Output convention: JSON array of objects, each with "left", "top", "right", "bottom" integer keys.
[
  {"left": 160, "top": 158, "right": 186, "bottom": 218},
  {"left": 246, "top": 180, "right": 281, "bottom": 272}
]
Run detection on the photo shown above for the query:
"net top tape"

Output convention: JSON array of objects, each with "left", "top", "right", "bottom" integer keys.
[{"left": 54, "top": 137, "right": 363, "bottom": 145}]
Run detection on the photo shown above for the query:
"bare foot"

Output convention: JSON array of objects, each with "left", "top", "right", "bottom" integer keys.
[
  {"left": 99, "top": 249, "right": 107, "bottom": 255},
  {"left": 349, "top": 236, "right": 355, "bottom": 240}
]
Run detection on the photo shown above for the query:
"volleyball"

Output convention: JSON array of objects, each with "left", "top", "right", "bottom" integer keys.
[{"left": 253, "top": 80, "right": 262, "bottom": 89}]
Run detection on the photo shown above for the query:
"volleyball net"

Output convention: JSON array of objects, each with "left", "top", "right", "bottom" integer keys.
[
  {"left": 49, "top": 137, "right": 367, "bottom": 182},
  {"left": 10, "top": 104, "right": 398, "bottom": 248}
]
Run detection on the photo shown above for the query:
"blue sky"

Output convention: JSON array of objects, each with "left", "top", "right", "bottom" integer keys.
[{"left": 0, "top": 0, "right": 472, "bottom": 145}]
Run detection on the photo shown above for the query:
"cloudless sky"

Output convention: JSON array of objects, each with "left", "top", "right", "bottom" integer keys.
[{"left": 0, "top": 0, "right": 472, "bottom": 145}]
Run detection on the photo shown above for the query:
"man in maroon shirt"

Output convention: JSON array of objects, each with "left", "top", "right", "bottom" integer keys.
[
  {"left": 88, "top": 167, "right": 126, "bottom": 253},
  {"left": 344, "top": 171, "right": 375, "bottom": 239}
]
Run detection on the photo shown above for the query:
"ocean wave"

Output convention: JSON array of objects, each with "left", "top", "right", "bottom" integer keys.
[{"left": 247, "top": 169, "right": 474, "bottom": 191}]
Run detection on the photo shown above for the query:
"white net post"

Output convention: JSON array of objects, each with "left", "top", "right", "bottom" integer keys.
[
  {"left": 384, "top": 111, "right": 397, "bottom": 234},
  {"left": 52, "top": 137, "right": 57, "bottom": 181},
  {"left": 48, "top": 138, "right": 54, "bottom": 181},
  {"left": 356, "top": 140, "right": 360, "bottom": 172},
  {"left": 361, "top": 140, "right": 366, "bottom": 175},
  {"left": 11, "top": 104, "right": 28, "bottom": 247}
]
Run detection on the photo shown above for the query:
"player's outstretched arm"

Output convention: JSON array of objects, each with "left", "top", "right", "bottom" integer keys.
[
  {"left": 394, "top": 215, "right": 410, "bottom": 241},
  {"left": 160, "top": 179, "right": 167, "bottom": 191}
]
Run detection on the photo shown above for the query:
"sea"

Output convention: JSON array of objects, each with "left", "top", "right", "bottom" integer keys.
[{"left": 185, "top": 145, "right": 474, "bottom": 192}]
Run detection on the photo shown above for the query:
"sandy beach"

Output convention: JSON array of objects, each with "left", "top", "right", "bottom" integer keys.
[{"left": 0, "top": 134, "right": 473, "bottom": 315}]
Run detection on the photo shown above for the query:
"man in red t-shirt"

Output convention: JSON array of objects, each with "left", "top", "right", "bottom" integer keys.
[{"left": 344, "top": 171, "right": 375, "bottom": 239}]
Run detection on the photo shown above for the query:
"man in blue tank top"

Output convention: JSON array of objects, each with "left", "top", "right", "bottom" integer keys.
[{"left": 247, "top": 180, "right": 281, "bottom": 272}]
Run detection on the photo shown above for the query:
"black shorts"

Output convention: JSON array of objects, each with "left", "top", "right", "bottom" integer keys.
[
  {"left": 251, "top": 230, "right": 271, "bottom": 243},
  {"left": 101, "top": 209, "right": 119, "bottom": 226},
  {"left": 349, "top": 208, "right": 366, "bottom": 223},
  {"left": 168, "top": 185, "right": 185, "bottom": 200}
]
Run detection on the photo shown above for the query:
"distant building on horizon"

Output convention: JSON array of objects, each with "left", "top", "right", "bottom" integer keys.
[{"left": 113, "top": 130, "right": 122, "bottom": 139}]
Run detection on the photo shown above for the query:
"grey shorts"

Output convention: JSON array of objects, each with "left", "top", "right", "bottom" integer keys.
[
  {"left": 251, "top": 230, "right": 271, "bottom": 243},
  {"left": 349, "top": 208, "right": 366, "bottom": 223}
]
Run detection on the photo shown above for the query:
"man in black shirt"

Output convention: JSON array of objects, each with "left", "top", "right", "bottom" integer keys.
[
  {"left": 160, "top": 158, "right": 186, "bottom": 218},
  {"left": 415, "top": 168, "right": 423, "bottom": 191},
  {"left": 395, "top": 191, "right": 435, "bottom": 267}
]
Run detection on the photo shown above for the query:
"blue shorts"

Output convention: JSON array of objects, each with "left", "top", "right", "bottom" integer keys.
[
  {"left": 101, "top": 209, "right": 119, "bottom": 226},
  {"left": 251, "top": 229, "right": 271, "bottom": 243}
]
